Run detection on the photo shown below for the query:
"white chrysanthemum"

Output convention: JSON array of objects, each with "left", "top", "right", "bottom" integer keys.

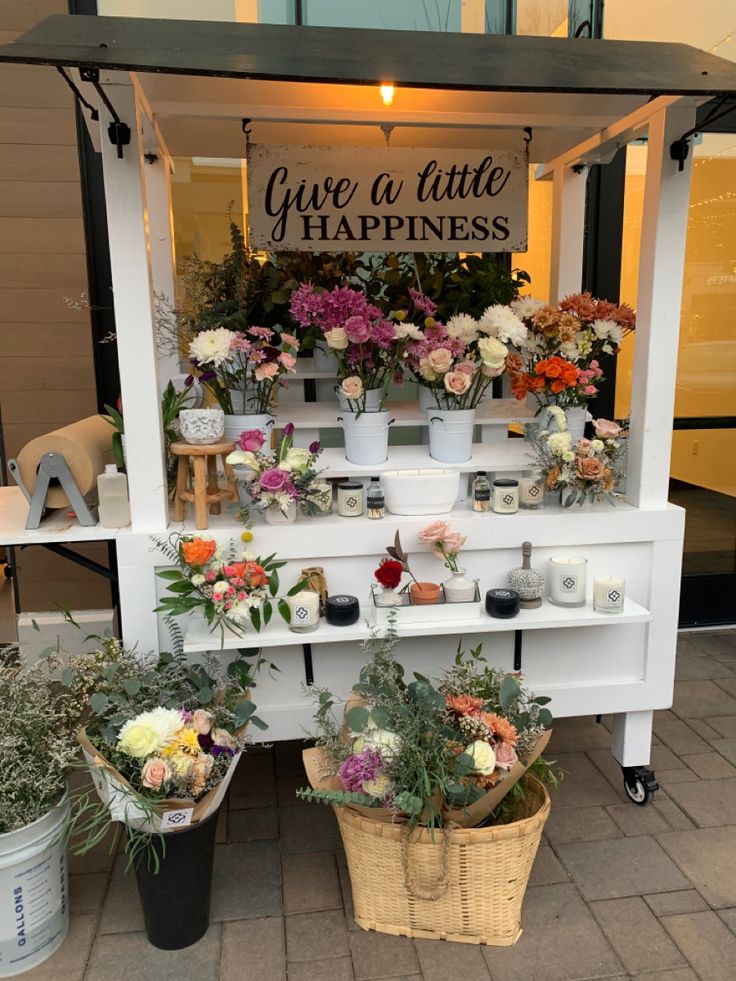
[
  {"left": 191, "top": 574, "right": 205, "bottom": 586},
  {"left": 591, "top": 319, "right": 617, "bottom": 340},
  {"left": 189, "top": 327, "right": 237, "bottom": 367},
  {"left": 118, "top": 707, "right": 182, "bottom": 754},
  {"left": 446, "top": 313, "right": 478, "bottom": 342},
  {"left": 511, "top": 296, "right": 545, "bottom": 320},
  {"left": 576, "top": 332, "right": 593, "bottom": 356},
  {"left": 478, "top": 305, "right": 528, "bottom": 346},
  {"left": 547, "top": 431, "right": 572, "bottom": 454},
  {"left": 212, "top": 580, "right": 229, "bottom": 595},
  {"left": 394, "top": 322, "right": 424, "bottom": 340},
  {"left": 559, "top": 341, "right": 579, "bottom": 361}
]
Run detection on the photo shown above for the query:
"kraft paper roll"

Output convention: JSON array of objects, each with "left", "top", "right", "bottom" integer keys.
[{"left": 16, "top": 415, "right": 114, "bottom": 508}]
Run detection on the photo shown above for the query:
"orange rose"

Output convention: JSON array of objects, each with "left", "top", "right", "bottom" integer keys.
[
  {"left": 181, "top": 537, "right": 217, "bottom": 567},
  {"left": 244, "top": 561, "right": 268, "bottom": 587},
  {"left": 544, "top": 361, "right": 562, "bottom": 379},
  {"left": 576, "top": 457, "right": 606, "bottom": 481}
]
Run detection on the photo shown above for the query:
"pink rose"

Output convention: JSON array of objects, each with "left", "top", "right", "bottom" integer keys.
[
  {"left": 141, "top": 757, "right": 171, "bottom": 790},
  {"left": 344, "top": 316, "right": 371, "bottom": 344},
  {"left": 593, "top": 418, "right": 622, "bottom": 438},
  {"left": 255, "top": 362, "right": 279, "bottom": 381},
  {"left": 494, "top": 742, "right": 518, "bottom": 771},
  {"left": 418, "top": 520, "right": 450, "bottom": 545},
  {"left": 441, "top": 531, "right": 467, "bottom": 552},
  {"left": 482, "top": 362, "right": 505, "bottom": 378},
  {"left": 237, "top": 429, "right": 266, "bottom": 452},
  {"left": 192, "top": 709, "right": 213, "bottom": 735},
  {"left": 456, "top": 361, "right": 476, "bottom": 375},
  {"left": 278, "top": 352, "right": 296, "bottom": 370},
  {"left": 260, "top": 467, "right": 289, "bottom": 492},
  {"left": 444, "top": 370, "right": 471, "bottom": 395},
  {"left": 584, "top": 385, "right": 597, "bottom": 396},
  {"left": 340, "top": 376, "right": 364, "bottom": 400},
  {"left": 427, "top": 348, "right": 453, "bottom": 373}
]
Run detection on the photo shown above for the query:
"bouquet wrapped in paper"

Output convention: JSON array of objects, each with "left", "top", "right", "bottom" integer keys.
[{"left": 298, "top": 629, "right": 556, "bottom": 829}]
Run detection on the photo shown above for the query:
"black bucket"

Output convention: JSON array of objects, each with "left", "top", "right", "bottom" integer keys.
[{"left": 133, "top": 809, "right": 219, "bottom": 950}]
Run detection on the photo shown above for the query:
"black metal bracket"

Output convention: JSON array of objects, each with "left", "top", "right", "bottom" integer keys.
[
  {"left": 670, "top": 98, "right": 736, "bottom": 172},
  {"left": 143, "top": 152, "right": 159, "bottom": 165},
  {"left": 56, "top": 67, "right": 98, "bottom": 121},
  {"left": 302, "top": 642, "right": 314, "bottom": 686},
  {"left": 513, "top": 630, "right": 523, "bottom": 672},
  {"left": 78, "top": 68, "right": 131, "bottom": 159},
  {"left": 19, "top": 542, "right": 117, "bottom": 582}
]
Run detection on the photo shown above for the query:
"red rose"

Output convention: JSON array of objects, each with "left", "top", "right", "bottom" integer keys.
[{"left": 375, "top": 559, "right": 403, "bottom": 590}]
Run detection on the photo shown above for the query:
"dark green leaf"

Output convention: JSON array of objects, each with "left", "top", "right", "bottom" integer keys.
[
  {"left": 157, "top": 570, "right": 184, "bottom": 580},
  {"left": 89, "top": 692, "right": 109, "bottom": 714},
  {"left": 269, "top": 569, "right": 279, "bottom": 597},
  {"left": 500, "top": 675, "right": 521, "bottom": 709},
  {"left": 249, "top": 606, "right": 262, "bottom": 632},
  {"left": 347, "top": 706, "right": 370, "bottom": 732}
]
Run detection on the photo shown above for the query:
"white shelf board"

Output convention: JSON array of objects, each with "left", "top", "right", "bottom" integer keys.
[
  {"left": 0, "top": 486, "right": 130, "bottom": 546},
  {"left": 182, "top": 596, "right": 652, "bottom": 653},
  {"left": 318, "top": 440, "right": 530, "bottom": 478},
  {"left": 274, "top": 398, "right": 535, "bottom": 430}
]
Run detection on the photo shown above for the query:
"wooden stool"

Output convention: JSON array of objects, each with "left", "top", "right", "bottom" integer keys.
[{"left": 170, "top": 441, "right": 239, "bottom": 530}]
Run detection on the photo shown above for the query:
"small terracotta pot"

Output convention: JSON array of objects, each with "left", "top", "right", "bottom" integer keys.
[{"left": 410, "top": 581, "right": 441, "bottom": 606}]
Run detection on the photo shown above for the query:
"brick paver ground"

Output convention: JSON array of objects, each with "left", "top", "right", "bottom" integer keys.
[{"left": 26, "top": 628, "right": 736, "bottom": 980}]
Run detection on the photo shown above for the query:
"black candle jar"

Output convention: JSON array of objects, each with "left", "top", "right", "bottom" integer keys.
[
  {"left": 325, "top": 594, "right": 360, "bottom": 626},
  {"left": 485, "top": 588, "right": 521, "bottom": 619}
]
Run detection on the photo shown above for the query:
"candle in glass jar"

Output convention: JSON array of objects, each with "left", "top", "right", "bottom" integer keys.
[
  {"left": 519, "top": 475, "right": 545, "bottom": 509},
  {"left": 593, "top": 576, "right": 626, "bottom": 614},
  {"left": 287, "top": 590, "right": 320, "bottom": 632},
  {"left": 548, "top": 555, "right": 587, "bottom": 607}
]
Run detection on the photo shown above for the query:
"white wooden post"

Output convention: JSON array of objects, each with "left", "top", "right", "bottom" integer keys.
[
  {"left": 549, "top": 164, "right": 587, "bottom": 302},
  {"left": 143, "top": 150, "right": 182, "bottom": 385},
  {"left": 98, "top": 74, "right": 169, "bottom": 531},
  {"left": 626, "top": 105, "right": 695, "bottom": 509}
]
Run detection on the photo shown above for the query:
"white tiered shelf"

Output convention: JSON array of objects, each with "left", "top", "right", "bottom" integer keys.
[
  {"left": 274, "top": 397, "right": 535, "bottom": 430},
  {"left": 182, "top": 596, "right": 652, "bottom": 653},
  {"left": 317, "top": 440, "right": 530, "bottom": 478}
]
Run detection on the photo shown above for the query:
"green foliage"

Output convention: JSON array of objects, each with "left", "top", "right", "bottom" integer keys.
[{"left": 295, "top": 786, "right": 378, "bottom": 808}]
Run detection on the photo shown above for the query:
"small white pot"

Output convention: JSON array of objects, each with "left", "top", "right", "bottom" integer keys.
[
  {"left": 442, "top": 568, "right": 477, "bottom": 603},
  {"left": 179, "top": 408, "right": 225, "bottom": 445},
  {"left": 382, "top": 469, "right": 459, "bottom": 515},
  {"left": 425, "top": 407, "right": 476, "bottom": 463},
  {"left": 337, "top": 387, "right": 383, "bottom": 411},
  {"left": 339, "top": 410, "right": 392, "bottom": 466},
  {"left": 223, "top": 413, "right": 275, "bottom": 445}
]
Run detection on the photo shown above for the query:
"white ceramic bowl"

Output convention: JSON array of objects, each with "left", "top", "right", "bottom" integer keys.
[
  {"left": 382, "top": 468, "right": 460, "bottom": 515},
  {"left": 179, "top": 408, "right": 225, "bottom": 445}
]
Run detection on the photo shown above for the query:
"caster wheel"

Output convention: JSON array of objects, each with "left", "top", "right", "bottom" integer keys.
[{"left": 622, "top": 766, "right": 658, "bottom": 806}]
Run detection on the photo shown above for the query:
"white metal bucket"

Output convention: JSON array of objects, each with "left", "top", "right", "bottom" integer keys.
[
  {"left": 223, "top": 413, "right": 274, "bottom": 446},
  {"left": 426, "top": 408, "right": 476, "bottom": 463},
  {"left": 0, "top": 797, "right": 69, "bottom": 977},
  {"left": 337, "top": 388, "right": 383, "bottom": 411},
  {"left": 537, "top": 405, "right": 588, "bottom": 442},
  {"left": 339, "top": 410, "right": 392, "bottom": 465}
]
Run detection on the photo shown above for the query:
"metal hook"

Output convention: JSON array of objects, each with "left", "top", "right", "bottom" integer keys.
[{"left": 380, "top": 123, "right": 395, "bottom": 148}]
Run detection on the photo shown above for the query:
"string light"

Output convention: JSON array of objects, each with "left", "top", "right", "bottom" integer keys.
[{"left": 379, "top": 83, "right": 395, "bottom": 106}]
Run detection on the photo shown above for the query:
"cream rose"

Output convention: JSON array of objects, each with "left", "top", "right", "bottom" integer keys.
[
  {"left": 192, "top": 709, "right": 213, "bottom": 735},
  {"left": 418, "top": 358, "right": 438, "bottom": 382},
  {"left": 325, "top": 328, "right": 348, "bottom": 350},
  {"left": 477, "top": 336, "right": 508, "bottom": 368},
  {"left": 118, "top": 723, "right": 162, "bottom": 759},
  {"left": 427, "top": 348, "right": 453, "bottom": 374},
  {"left": 340, "top": 376, "right": 363, "bottom": 400},
  {"left": 466, "top": 740, "right": 496, "bottom": 776},
  {"left": 212, "top": 728, "right": 237, "bottom": 749},
  {"left": 284, "top": 447, "right": 311, "bottom": 471},
  {"left": 444, "top": 370, "right": 471, "bottom": 396},
  {"left": 141, "top": 757, "right": 171, "bottom": 790},
  {"left": 362, "top": 771, "right": 392, "bottom": 798}
]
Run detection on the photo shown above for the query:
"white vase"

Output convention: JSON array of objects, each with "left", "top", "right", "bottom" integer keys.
[
  {"left": 374, "top": 586, "right": 403, "bottom": 608},
  {"left": 339, "top": 410, "right": 391, "bottom": 465},
  {"left": 264, "top": 500, "right": 297, "bottom": 525},
  {"left": 233, "top": 467, "right": 256, "bottom": 505},
  {"left": 425, "top": 407, "right": 476, "bottom": 463},
  {"left": 442, "top": 568, "right": 477, "bottom": 603},
  {"left": 337, "top": 387, "right": 383, "bottom": 411},
  {"left": 223, "top": 412, "right": 275, "bottom": 445},
  {"left": 179, "top": 408, "right": 225, "bottom": 445}
]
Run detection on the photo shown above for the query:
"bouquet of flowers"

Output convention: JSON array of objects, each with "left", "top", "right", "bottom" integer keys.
[
  {"left": 526, "top": 410, "right": 626, "bottom": 506},
  {"left": 289, "top": 283, "right": 407, "bottom": 410},
  {"left": 417, "top": 520, "right": 467, "bottom": 573},
  {"left": 154, "top": 532, "right": 304, "bottom": 636},
  {"left": 65, "top": 641, "right": 264, "bottom": 862},
  {"left": 187, "top": 324, "right": 300, "bottom": 414},
  {"left": 226, "top": 422, "right": 324, "bottom": 519},
  {"left": 299, "top": 632, "right": 555, "bottom": 828},
  {"left": 506, "top": 293, "right": 635, "bottom": 409}
]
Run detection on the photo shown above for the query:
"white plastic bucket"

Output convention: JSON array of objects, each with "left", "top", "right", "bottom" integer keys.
[
  {"left": 337, "top": 388, "right": 383, "bottom": 411},
  {"left": 339, "top": 410, "right": 392, "bottom": 465},
  {"left": 426, "top": 408, "right": 476, "bottom": 463},
  {"left": 223, "top": 413, "right": 274, "bottom": 446},
  {"left": 0, "top": 797, "right": 69, "bottom": 977}
]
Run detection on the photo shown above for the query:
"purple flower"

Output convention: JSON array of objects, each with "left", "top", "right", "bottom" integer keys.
[
  {"left": 198, "top": 732, "right": 214, "bottom": 752},
  {"left": 259, "top": 467, "right": 289, "bottom": 493},
  {"left": 199, "top": 369, "right": 217, "bottom": 383},
  {"left": 309, "top": 440, "right": 321, "bottom": 454},
  {"left": 283, "top": 422, "right": 295, "bottom": 437},
  {"left": 212, "top": 744, "right": 236, "bottom": 757},
  {"left": 337, "top": 749, "right": 384, "bottom": 792},
  {"left": 409, "top": 287, "right": 438, "bottom": 317},
  {"left": 184, "top": 374, "right": 194, "bottom": 387}
]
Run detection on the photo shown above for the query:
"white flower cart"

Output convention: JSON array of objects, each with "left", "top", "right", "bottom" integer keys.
[{"left": 2, "top": 17, "right": 735, "bottom": 806}]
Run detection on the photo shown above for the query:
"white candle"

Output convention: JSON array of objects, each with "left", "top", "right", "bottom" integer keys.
[
  {"left": 593, "top": 576, "right": 626, "bottom": 614},
  {"left": 519, "top": 475, "right": 545, "bottom": 509},
  {"left": 287, "top": 590, "right": 321, "bottom": 632},
  {"left": 548, "top": 555, "right": 587, "bottom": 607}
]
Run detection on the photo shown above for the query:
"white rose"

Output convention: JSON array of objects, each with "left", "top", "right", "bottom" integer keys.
[
  {"left": 284, "top": 447, "right": 311, "bottom": 471},
  {"left": 325, "top": 328, "right": 348, "bottom": 350},
  {"left": 477, "top": 336, "right": 508, "bottom": 368},
  {"left": 465, "top": 740, "right": 496, "bottom": 776},
  {"left": 547, "top": 431, "right": 572, "bottom": 454},
  {"left": 191, "top": 574, "right": 205, "bottom": 586}
]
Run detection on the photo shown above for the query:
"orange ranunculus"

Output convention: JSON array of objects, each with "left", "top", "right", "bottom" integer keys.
[
  {"left": 181, "top": 537, "right": 217, "bottom": 567},
  {"left": 228, "top": 562, "right": 248, "bottom": 580},
  {"left": 244, "top": 561, "right": 269, "bottom": 587}
]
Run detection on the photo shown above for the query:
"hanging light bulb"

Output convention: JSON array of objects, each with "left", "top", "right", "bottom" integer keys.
[{"left": 380, "top": 83, "right": 395, "bottom": 106}]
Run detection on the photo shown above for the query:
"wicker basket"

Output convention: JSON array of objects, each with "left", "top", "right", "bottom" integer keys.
[{"left": 337, "top": 773, "right": 550, "bottom": 946}]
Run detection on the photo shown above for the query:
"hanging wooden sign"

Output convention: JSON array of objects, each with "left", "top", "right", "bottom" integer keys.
[{"left": 246, "top": 144, "right": 528, "bottom": 252}]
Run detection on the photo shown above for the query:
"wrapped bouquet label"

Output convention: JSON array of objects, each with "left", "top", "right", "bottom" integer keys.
[
  {"left": 247, "top": 143, "right": 528, "bottom": 252},
  {"left": 160, "top": 808, "right": 193, "bottom": 830}
]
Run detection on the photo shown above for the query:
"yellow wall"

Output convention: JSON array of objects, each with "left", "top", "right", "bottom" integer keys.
[{"left": 513, "top": 166, "right": 552, "bottom": 299}]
